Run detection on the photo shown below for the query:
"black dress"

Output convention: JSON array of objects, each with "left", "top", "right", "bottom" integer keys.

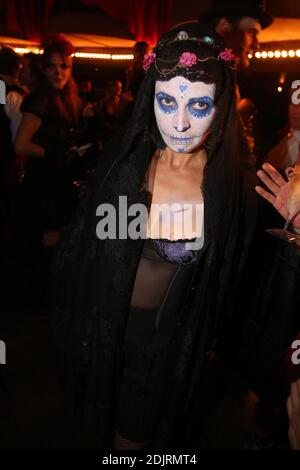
[
  {"left": 50, "top": 137, "right": 257, "bottom": 449},
  {"left": 12, "top": 90, "right": 83, "bottom": 310},
  {"left": 115, "top": 237, "right": 200, "bottom": 442},
  {"left": 19, "top": 90, "right": 79, "bottom": 233}
]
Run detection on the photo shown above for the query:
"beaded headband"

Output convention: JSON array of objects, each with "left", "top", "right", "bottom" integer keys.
[{"left": 142, "top": 30, "right": 238, "bottom": 74}]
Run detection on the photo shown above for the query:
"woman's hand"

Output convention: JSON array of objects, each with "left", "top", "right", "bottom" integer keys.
[
  {"left": 82, "top": 103, "right": 95, "bottom": 118},
  {"left": 287, "top": 379, "right": 300, "bottom": 450},
  {"left": 255, "top": 162, "right": 300, "bottom": 230}
]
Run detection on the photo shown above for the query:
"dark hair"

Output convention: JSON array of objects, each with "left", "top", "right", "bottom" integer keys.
[
  {"left": 204, "top": 16, "right": 243, "bottom": 31},
  {"left": 133, "top": 41, "right": 150, "bottom": 55},
  {"left": 106, "top": 79, "right": 122, "bottom": 90},
  {"left": 42, "top": 36, "right": 74, "bottom": 67},
  {"left": 40, "top": 37, "right": 81, "bottom": 125},
  {"left": 133, "top": 41, "right": 150, "bottom": 62},
  {"left": 149, "top": 24, "right": 230, "bottom": 102},
  {"left": 0, "top": 46, "right": 21, "bottom": 76},
  {"left": 23, "top": 52, "right": 41, "bottom": 80}
]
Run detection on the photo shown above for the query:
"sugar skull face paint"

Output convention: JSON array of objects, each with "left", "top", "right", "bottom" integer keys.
[{"left": 154, "top": 76, "right": 216, "bottom": 153}]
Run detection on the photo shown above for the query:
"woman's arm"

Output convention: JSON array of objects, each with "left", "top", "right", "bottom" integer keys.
[
  {"left": 4, "top": 91, "right": 23, "bottom": 143},
  {"left": 15, "top": 112, "right": 45, "bottom": 158}
]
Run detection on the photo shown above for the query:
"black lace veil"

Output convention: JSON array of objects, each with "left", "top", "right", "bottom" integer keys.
[{"left": 51, "top": 22, "right": 257, "bottom": 448}]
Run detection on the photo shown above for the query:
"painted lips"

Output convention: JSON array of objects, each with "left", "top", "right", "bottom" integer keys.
[{"left": 161, "top": 131, "right": 195, "bottom": 144}]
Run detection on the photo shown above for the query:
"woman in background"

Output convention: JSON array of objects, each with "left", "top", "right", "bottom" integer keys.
[{"left": 14, "top": 37, "right": 95, "bottom": 310}]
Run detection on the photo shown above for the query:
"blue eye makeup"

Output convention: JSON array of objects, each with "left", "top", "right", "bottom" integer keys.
[
  {"left": 188, "top": 96, "right": 213, "bottom": 118},
  {"left": 156, "top": 92, "right": 178, "bottom": 114}
]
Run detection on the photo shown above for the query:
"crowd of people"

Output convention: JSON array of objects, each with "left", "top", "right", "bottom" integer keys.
[
  {"left": 0, "top": 35, "right": 144, "bottom": 310},
  {"left": 1, "top": 0, "right": 300, "bottom": 452}
]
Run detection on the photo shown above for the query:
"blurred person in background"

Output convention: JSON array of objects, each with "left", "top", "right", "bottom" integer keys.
[
  {"left": 13, "top": 36, "right": 97, "bottom": 311},
  {"left": 19, "top": 52, "right": 41, "bottom": 94},
  {"left": 125, "top": 41, "right": 151, "bottom": 101},
  {"left": 200, "top": 0, "right": 273, "bottom": 162},
  {"left": 96, "top": 79, "right": 130, "bottom": 144},
  {"left": 287, "top": 378, "right": 300, "bottom": 450},
  {"left": 266, "top": 86, "right": 300, "bottom": 170},
  {"left": 200, "top": 0, "right": 273, "bottom": 72},
  {"left": 79, "top": 78, "right": 97, "bottom": 105},
  {"left": 0, "top": 47, "right": 24, "bottom": 260}
]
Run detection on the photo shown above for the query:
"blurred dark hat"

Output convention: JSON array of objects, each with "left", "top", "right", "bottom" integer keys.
[{"left": 200, "top": 0, "right": 274, "bottom": 30}]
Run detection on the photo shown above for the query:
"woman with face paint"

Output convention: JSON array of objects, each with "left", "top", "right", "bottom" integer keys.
[{"left": 51, "top": 23, "right": 300, "bottom": 450}]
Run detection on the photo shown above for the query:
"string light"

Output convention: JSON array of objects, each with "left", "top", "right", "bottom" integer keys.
[
  {"left": 73, "top": 52, "right": 133, "bottom": 60},
  {"left": 13, "top": 47, "right": 42, "bottom": 54},
  {"left": 14, "top": 47, "right": 300, "bottom": 62},
  {"left": 11, "top": 46, "right": 300, "bottom": 62},
  {"left": 10, "top": 47, "right": 134, "bottom": 60},
  {"left": 277, "top": 86, "right": 283, "bottom": 92},
  {"left": 112, "top": 54, "right": 134, "bottom": 60},
  {"left": 73, "top": 52, "right": 112, "bottom": 59},
  {"left": 248, "top": 48, "right": 300, "bottom": 60}
]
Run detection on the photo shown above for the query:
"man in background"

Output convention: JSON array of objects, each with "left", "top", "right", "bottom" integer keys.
[
  {"left": 200, "top": 0, "right": 273, "bottom": 72},
  {"left": 200, "top": 0, "right": 273, "bottom": 162},
  {"left": 266, "top": 87, "right": 300, "bottom": 170}
]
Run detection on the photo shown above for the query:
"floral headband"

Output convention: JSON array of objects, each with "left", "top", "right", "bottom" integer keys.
[{"left": 142, "top": 30, "right": 238, "bottom": 73}]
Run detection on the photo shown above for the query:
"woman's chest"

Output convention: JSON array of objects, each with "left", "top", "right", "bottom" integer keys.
[
  {"left": 151, "top": 169, "right": 202, "bottom": 205},
  {"left": 147, "top": 159, "right": 204, "bottom": 240}
]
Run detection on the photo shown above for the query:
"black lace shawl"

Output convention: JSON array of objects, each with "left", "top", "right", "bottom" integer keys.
[{"left": 50, "top": 29, "right": 258, "bottom": 448}]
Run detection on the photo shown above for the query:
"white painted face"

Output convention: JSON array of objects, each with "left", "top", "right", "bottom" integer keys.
[{"left": 154, "top": 76, "right": 216, "bottom": 153}]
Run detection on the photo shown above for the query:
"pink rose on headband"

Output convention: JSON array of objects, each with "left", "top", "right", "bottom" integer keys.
[
  {"left": 179, "top": 52, "right": 198, "bottom": 67},
  {"left": 142, "top": 52, "right": 156, "bottom": 72},
  {"left": 218, "top": 48, "right": 238, "bottom": 63}
]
